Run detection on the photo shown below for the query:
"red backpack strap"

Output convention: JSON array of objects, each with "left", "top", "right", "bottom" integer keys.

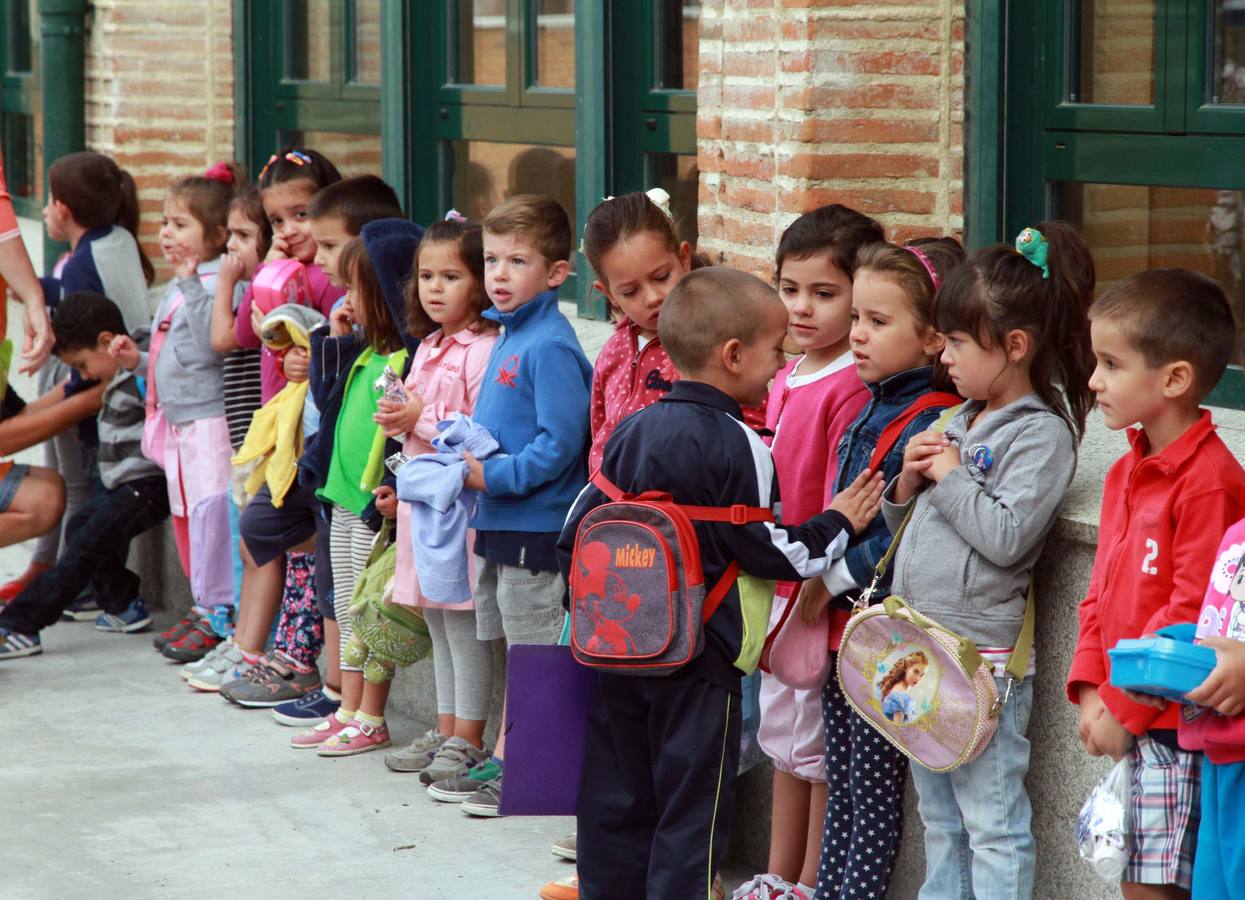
[
  {"left": 702, "top": 560, "right": 741, "bottom": 623},
  {"left": 867, "top": 391, "right": 961, "bottom": 472},
  {"left": 680, "top": 502, "right": 773, "bottom": 525},
  {"left": 590, "top": 470, "right": 625, "bottom": 501}
]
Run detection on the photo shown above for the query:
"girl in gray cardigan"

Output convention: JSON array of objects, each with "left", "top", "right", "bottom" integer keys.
[{"left": 880, "top": 223, "right": 1096, "bottom": 900}]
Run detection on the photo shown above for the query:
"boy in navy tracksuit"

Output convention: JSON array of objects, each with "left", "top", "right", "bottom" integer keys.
[{"left": 557, "top": 267, "right": 884, "bottom": 900}]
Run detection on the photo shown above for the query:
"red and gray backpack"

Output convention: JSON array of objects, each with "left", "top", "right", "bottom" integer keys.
[{"left": 568, "top": 471, "right": 773, "bottom": 675}]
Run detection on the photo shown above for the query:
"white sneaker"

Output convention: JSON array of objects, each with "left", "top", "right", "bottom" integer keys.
[{"left": 182, "top": 641, "right": 237, "bottom": 686}]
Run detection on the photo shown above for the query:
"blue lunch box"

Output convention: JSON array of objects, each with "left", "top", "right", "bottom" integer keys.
[{"left": 1108, "top": 624, "right": 1216, "bottom": 703}]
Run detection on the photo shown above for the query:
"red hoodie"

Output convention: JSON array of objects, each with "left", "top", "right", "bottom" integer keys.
[
  {"left": 589, "top": 318, "right": 765, "bottom": 472},
  {"left": 1066, "top": 410, "right": 1245, "bottom": 734}
]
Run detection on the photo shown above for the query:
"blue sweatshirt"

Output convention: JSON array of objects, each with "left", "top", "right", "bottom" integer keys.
[{"left": 471, "top": 290, "right": 592, "bottom": 533}]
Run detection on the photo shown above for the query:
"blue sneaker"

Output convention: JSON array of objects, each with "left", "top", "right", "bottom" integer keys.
[
  {"left": 60, "top": 586, "right": 101, "bottom": 622},
  {"left": 95, "top": 598, "right": 152, "bottom": 634},
  {"left": 271, "top": 688, "right": 340, "bottom": 727},
  {"left": 0, "top": 628, "right": 41, "bottom": 659}
]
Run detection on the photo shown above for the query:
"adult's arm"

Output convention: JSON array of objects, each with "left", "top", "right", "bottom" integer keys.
[{"left": 0, "top": 380, "right": 105, "bottom": 456}]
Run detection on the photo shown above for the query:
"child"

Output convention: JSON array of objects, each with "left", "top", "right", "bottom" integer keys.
[
  {"left": 1066, "top": 267, "right": 1245, "bottom": 899},
  {"left": 422, "top": 194, "right": 592, "bottom": 817},
  {"left": 377, "top": 216, "right": 499, "bottom": 779},
  {"left": 2, "top": 151, "right": 155, "bottom": 607},
  {"left": 1180, "top": 518, "right": 1245, "bottom": 899},
  {"left": 884, "top": 222, "right": 1096, "bottom": 899},
  {"left": 734, "top": 205, "right": 879, "bottom": 900},
  {"left": 234, "top": 148, "right": 345, "bottom": 403},
  {"left": 200, "top": 174, "right": 403, "bottom": 708},
  {"left": 110, "top": 164, "right": 241, "bottom": 656},
  {"left": 557, "top": 266, "right": 885, "bottom": 899},
  {"left": 0, "top": 292, "right": 169, "bottom": 658},
  {"left": 289, "top": 222, "right": 421, "bottom": 755},
  {"left": 797, "top": 236, "right": 964, "bottom": 900}
]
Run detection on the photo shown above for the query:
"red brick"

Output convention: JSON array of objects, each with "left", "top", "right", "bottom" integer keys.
[{"left": 786, "top": 152, "right": 941, "bottom": 180}]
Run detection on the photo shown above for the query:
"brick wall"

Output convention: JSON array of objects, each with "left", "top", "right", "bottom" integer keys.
[
  {"left": 84, "top": 0, "right": 235, "bottom": 281},
  {"left": 696, "top": 0, "right": 966, "bottom": 280}
]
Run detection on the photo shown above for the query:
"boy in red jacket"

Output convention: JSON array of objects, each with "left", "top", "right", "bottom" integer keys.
[{"left": 1067, "top": 269, "right": 1245, "bottom": 898}]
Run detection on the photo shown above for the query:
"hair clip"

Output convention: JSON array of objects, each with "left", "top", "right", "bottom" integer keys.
[
  {"left": 444, "top": 209, "right": 468, "bottom": 223},
  {"left": 285, "top": 150, "right": 312, "bottom": 167},
  {"left": 203, "top": 162, "right": 235, "bottom": 186},
  {"left": 644, "top": 187, "right": 674, "bottom": 221},
  {"left": 904, "top": 245, "right": 941, "bottom": 291},
  {"left": 1014, "top": 227, "right": 1049, "bottom": 279},
  {"left": 259, "top": 153, "right": 279, "bottom": 180}
]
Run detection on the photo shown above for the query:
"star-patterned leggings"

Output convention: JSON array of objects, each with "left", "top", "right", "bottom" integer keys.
[{"left": 814, "top": 668, "right": 907, "bottom": 900}]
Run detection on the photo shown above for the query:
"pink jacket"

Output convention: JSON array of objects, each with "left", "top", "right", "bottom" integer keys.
[
  {"left": 590, "top": 317, "right": 766, "bottom": 473},
  {"left": 393, "top": 325, "right": 499, "bottom": 608},
  {"left": 235, "top": 260, "right": 345, "bottom": 402}
]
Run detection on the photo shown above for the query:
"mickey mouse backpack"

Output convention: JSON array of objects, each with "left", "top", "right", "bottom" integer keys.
[{"left": 567, "top": 471, "right": 772, "bottom": 675}]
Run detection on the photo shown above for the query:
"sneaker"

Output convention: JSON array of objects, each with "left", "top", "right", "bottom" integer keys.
[
  {"left": 384, "top": 727, "right": 448, "bottom": 772},
  {"left": 731, "top": 875, "right": 806, "bottom": 900},
  {"left": 426, "top": 758, "right": 502, "bottom": 804},
  {"left": 95, "top": 598, "right": 152, "bottom": 634},
  {"left": 0, "top": 628, "right": 41, "bottom": 659},
  {"left": 551, "top": 833, "right": 577, "bottom": 862},
  {"left": 153, "top": 611, "right": 201, "bottom": 651},
  {"left": 460, "top": 773, "right": 503, "bottom": 817},
  {"left": 179, "top": 641, "right": 228, "bottom": 681},
  {"left": 160, "top": 617, "right": 220, "bottom": 661},
  {"left": 418, "top": 736, "right": 489, "bottom": 785},
  {"left": 186, "top": 642, "right": 251, "bottom": 692},
  {"left": 60, "top": 587, "right": 101, "bottom": 622},
  {"left": 290, "top": 715, "right": 350, "bottom": 749},
  {"left": 539, "top": 874, "right": 579, "bottom": 900},
  {"left": 223, "top": 653, "right": 321, "bottom": 708},
  {"left": 316, "top": 719, "right": 392, "bottom": 757},
  {"left": 273, "top": 689, "right": 341, "bottom": 727}
]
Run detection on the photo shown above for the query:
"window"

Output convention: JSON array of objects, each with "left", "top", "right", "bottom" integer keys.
[
  {"left": 0, "top": 0, "right": 40, "bottom": 218},
  {"left": 997, "top": 1, "right": 1245, "bottom": 406},
  {"left": 242, "top": 1, "right": 382, "bottom": 182}
]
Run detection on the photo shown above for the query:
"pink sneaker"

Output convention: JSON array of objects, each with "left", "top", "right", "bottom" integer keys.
[
  {"left": 290, "top": 715, "right": 349, "bottom": 749},
  {"left": 316, "top": 719, "right": 392, "bottom": 757}
]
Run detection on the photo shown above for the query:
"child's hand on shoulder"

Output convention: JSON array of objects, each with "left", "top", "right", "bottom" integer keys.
[
  {"left": 828, "top": 469, "right": 885, "bottom": 535},
  {"left": 108, "top": 334, "right": 141, "bottom": 371},
  {"left": 896, "top": 432, "right": 951, "bottom": 501},
  {"left": 796, "top": 578, "right": 832, "bottom": 624},
  {"left": 463, "top": 453, "right": 487, "bottom": 492},
  {"left": 265, "top": 234, "right": 290, "bottom": 262},
  {"left": 173, "top": 252, "right": 199, "bottom": 281},
  {"left": 1186, "top": 636, "right": 1245, "bottom": 717},
  {"left": 372, "top": 485, "right": 397, "bottom": 519},
  {"left": 374, "top": 395, "right": 425, "bottom": 438},
  {"left": 281, "top": 347, "right": 309, "bottom": 383}
]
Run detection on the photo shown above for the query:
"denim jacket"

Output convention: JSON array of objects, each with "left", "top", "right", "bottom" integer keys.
[{"left": 832, "top": 366, "right": 953, "bottom": 595}]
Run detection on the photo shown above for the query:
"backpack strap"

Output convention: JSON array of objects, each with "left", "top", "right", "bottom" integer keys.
[{"left": 867, "top": 391, "right": 962, "bottom": 473}]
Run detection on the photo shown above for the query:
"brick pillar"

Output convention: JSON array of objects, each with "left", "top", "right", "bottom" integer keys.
[
  {"left": 84, "top": 0, "right": 236, "bottom": 279},
  {"left": 697, "top": 0, "right": 966, "bottom": 279}
]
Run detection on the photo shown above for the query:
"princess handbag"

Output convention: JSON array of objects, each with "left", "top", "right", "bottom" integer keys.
[{"left": 835, "top": 404, "right": 1035, "bottom": 772}]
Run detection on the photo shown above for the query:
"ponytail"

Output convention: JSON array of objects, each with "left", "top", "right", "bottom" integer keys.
[
  {"left": 115, "top": 167, "right": 154, "bottom": 285},
  {"left": 933, "top": 221, "right": 1096, "bottom": 438}
]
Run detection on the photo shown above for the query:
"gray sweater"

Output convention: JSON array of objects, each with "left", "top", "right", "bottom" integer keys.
[
  {"left": 881, "top": 394, "right": 1077, "bottom": 649},
  {"left": 149, "top": 257, "right": 225, "bottom": 425}
]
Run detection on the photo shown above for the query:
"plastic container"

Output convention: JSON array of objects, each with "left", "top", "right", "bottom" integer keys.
[
  {"left": 1108, "top": 625, "right": 1216, "bottom": 702},
  {"left": 251, "top": 259, "right": 310, "bottom": 315}
]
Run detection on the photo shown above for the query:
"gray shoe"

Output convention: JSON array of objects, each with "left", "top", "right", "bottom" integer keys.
[
  {"left": 220, "top": 653, "right": 321, "bottom": 708},
  {"left": 418, "top": 736, "right": 490, "bottom": 785},
  {"left": 460, "top": 774, "right": 503, "bottom": 818},
  {"left": 551, "top": 833, "right": 576, "bottom": 861},
  {"left": 180, "top": 641, "right": 228, "bottom": 681},
  {"left": 186, "top": 643, "right": 252, "bottom": 692},
  {"left": 384, "top": 727, "right": 448, "bottom": 773}
]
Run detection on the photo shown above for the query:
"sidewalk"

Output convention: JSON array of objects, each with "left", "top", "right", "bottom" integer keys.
[{"left": 0, "top": 613, "right": 578, "bottom": 900}]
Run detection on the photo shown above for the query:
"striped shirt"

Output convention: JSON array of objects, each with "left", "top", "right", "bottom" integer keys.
[
  {"left": 223, "top": 348, "right": 263, "bottom": 450},
  {"left": 98, "top": 362, "right": 163, "bottom": 490}
]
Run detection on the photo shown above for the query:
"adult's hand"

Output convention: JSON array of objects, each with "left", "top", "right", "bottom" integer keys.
[{"left": 0, "top": 237, "right": 52, "bottom": 374}]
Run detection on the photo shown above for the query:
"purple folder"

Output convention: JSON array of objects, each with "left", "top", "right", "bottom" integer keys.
[{"left": 498, "top": 643, "right": 598, "bottom": 817}]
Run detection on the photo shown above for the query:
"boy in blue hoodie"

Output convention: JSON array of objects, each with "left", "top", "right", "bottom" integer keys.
[{"left": 425, "top": 194, "right": 591, "bottom": 817}]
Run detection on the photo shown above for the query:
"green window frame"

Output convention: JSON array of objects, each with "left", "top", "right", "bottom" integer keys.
[
  {"left": 237, "top": 0, "right": 382, "bottom": 185},
  {"left": 0, "top": 0, "right": 40, "bottom": 219},
  {"left": 970, "top": 0, "right": 1245, "bottom": 408}
]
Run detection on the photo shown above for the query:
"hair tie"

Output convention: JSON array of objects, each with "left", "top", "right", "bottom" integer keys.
[
  {"left": 204, "top": 162, "right": 235, "bottom": 186},
  {"left": 1014, "top": 227, "right": 1050, "bottom": 279},
  {"left": 444, "top": 209, "right": 468, "bottom": 223},
  {"left": 904, "top": 245, "right": 941, "bottom": 291},
  {"left": 644, "top": 187, "right": 674, "bottom": 221}
]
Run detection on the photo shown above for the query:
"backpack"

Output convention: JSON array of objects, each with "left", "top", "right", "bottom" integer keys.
[{"left": 568, "top": 471, "right": 773, "bottom": 675}]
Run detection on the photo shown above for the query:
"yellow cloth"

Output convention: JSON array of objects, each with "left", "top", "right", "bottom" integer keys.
[{"left": 231, "top": 380, "right": 307, "bottom": 507}]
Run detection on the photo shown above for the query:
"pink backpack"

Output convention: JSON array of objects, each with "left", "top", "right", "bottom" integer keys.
[
  {"left": 568, "top": 471, "right": 772, "bottom": 675},
  {"left": 140, "top": 294, "right": 183, "bottom": 467}
]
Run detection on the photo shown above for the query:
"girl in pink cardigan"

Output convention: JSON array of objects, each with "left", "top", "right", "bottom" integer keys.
[{"left": 373, "top": 216, "right": 498, "bottom": 780}]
